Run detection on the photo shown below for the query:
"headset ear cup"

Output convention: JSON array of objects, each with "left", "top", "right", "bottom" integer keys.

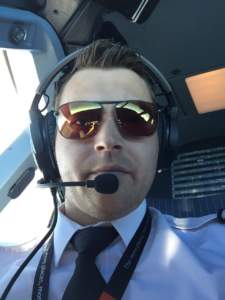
[
  {"left": 42, "top": 111, "right": 60, "bottom": 180},
  {"left": 168, "top": 108, "right": 179, "bottom": 149},
  {"left": 45, "top": 112, "right": 65, "bottom": 200},
  {"left": 30, "top": 109, "right": 60, "bottom": 181},
  {"left": 30, "top": 110, "right": 49, "bottom": 178},
  {"left": 157, "top": 111, "right": 169, "bottom": 165},
  {"left": 157, "top": 113, "right": 165, "bottom": 153}
]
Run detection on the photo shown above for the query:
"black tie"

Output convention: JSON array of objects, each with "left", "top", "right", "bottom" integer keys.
[{"left": 62, "top": 226, "right": 118, "bottom": 300}]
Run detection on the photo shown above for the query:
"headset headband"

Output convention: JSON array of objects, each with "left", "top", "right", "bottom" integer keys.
[{"left": 30, "top": 47, "right": 173, "bottom": 114}]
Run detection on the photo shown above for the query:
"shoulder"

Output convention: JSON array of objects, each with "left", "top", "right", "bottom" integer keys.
[
  {"left": 0, "top": 229, "right": 46, "bottom": 253},
  {"left": 0, "top": 234, "right": 46, "bottom": 298},
  {"left": 0, "top": 237, "right": 38, "bottom": 255},
  {"left": 0, "top": 237, "right": 38, "bottom": 268},
  {"left": 0, "top": 233, "right": 44, "bottom": 280},
  {"left": 148, "top": 206, "right": 218, "bottom": 230}
]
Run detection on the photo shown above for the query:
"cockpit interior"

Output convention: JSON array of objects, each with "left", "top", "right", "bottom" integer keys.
[{"left": 1, "top": 0, "right": 225, "bottom": 245}]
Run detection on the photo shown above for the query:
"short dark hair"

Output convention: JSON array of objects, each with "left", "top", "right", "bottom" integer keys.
[{"left": 54, "top": 39, "right": 155, "bottom": 108}]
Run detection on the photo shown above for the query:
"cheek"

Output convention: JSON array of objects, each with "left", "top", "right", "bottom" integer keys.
[
  {"left": 55, "top": 134, "right": 90, "bottom": 179},
  {"left": 55, "top": 135, "right": 70, "bottom": 177},
  {"left": 134, "top": 135, "right": 159, "bottom": 180}
]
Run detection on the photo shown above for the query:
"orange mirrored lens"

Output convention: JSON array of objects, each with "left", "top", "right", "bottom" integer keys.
[{"left": 57, "top": 102, "right": 102, "bottom": 139}]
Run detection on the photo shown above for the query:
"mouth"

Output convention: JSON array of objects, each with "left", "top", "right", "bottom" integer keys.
[{"left": 88, "top": 166, "right": 131, "bottom": 177}]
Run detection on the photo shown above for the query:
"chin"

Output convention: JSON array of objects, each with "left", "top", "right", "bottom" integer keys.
[{"left": 90, "top": 195, "right": 139, "bottom": 221}]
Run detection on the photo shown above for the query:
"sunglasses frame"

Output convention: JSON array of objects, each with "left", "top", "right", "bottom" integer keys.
[{"left": 54, "top": 100, "right": 160, "bottom": 140}]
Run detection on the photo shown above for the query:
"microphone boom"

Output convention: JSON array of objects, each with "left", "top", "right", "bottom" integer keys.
[{"left": 38, "top": 173, "right": 119, "bottom": 194}]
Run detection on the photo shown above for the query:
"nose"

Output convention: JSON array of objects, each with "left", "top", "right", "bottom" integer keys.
[{"left": 94, "top": 117, "right": 123, "bottom": 153}]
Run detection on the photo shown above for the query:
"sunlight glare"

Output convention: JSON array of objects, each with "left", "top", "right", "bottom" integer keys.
[{"left": 0, "top": 49, "right": 39, "bottom": 154}]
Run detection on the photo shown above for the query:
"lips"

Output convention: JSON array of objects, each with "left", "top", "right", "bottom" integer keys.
[{"left": 88, "top": 165, "right": 131, "bottom": 176}]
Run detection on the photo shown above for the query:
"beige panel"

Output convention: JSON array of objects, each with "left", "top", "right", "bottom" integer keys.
[{"left": 185, "top": 68, "right": 225, "bottom": 114}]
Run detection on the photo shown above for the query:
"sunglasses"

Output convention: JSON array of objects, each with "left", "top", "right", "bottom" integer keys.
[{"left": 54, "top": 100, "right": 158, "bottom": 140}]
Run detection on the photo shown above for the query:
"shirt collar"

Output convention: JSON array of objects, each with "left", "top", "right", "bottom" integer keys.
[
  {"left": 112, "top": 200, "right": 146, "bottom": 246},
  {"left": 53, "top": 200, "right": 146, "bottom": 267}
]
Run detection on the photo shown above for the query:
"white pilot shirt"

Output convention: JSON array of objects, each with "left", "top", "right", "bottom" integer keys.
[{"left": 0, "top": 200, "right": 225, "bottom": 300}]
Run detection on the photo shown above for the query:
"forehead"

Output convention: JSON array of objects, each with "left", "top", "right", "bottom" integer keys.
[{"left": 58, "top": 68, "right": 153, "bottom": 107}]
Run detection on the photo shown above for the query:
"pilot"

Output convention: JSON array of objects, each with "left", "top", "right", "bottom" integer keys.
[{"left": 1, "top": 39, "right": 225, "bottom": 300}]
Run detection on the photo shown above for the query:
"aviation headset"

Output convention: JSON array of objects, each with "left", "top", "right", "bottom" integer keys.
[{"left": 29, "top": 43, "right": 178, "bottom": 185}]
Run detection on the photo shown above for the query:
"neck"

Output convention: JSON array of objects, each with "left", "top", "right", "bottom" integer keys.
[{"left": 62, "top": 203, "right": 99, "bottom": 225}]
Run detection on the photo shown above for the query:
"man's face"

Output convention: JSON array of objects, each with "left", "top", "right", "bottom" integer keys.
[{"left": 55, "top": 67, "right": 159, "bottom": 224}]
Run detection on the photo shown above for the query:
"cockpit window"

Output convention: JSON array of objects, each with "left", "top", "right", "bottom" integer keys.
[
  {"left": 0, "top": 49, "right": 53, "bottom": 245},
  {"left": 0, "top": 49, "right": 39, "bottom": 154}
]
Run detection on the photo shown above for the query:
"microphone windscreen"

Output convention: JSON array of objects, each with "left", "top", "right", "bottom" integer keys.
[{"left": 94, "top": 173, "right": 119, "bottom": 194}]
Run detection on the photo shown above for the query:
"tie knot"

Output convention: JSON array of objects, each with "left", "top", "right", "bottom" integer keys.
[{"left": 72, "top": 226, "right": 118, "bottom": 257}]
